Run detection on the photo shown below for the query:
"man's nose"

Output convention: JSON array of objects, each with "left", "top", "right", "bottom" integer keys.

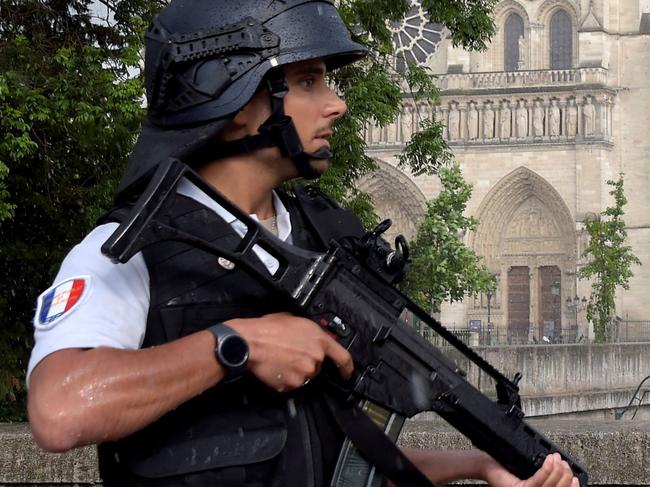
[{"left": 324, "top": 88, "right": 347, "bottom": 120}]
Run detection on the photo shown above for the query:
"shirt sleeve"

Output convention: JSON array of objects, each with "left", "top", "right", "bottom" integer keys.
[{"left": 27, "top": 223, "right": 150, "bottom": 384}]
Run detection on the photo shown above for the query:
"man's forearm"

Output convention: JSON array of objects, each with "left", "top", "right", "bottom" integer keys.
[
  {"left": 391, "top": 448, "right": 490, "bottom": 486},
  {"left": 28, "top": 329, "right": 221, "bottom": 452}
]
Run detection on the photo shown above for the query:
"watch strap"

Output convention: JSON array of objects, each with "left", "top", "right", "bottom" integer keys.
[{"left": 207, "top": 323, "right": 249, "bottom": 381}]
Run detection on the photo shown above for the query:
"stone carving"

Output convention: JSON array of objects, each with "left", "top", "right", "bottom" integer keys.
[
  {"left": 387, "top": 118, "right": 398, "bottom": 143},
  {"left": 401, "top": 105, "right": 413, "bottom": 143},
  {"left": 483, "top": 102, "right": 495, "bottom": 139},
  {"left": 507, "top": 206, "right": 558, "bottom": 239},
  {"left": 370, "top": 123, "right": 382, "bottom": 145},
  {"left": 549, "top": 99, "right": 560, "bottom": 137},
  {"left": 532, "top": 100, "right": 545, "bottom": 137},
  {"left": 500, "top": 101, "right": 512, "bottom": 139},
  {"left": 448, "top": 103, "right": 460, "bottom": 140},
  {"left": 516, "top": 100, "right": 528, "bottom": 138},
  {"left": 518, "top": 35, "right": 527, "bottom": 69},
  {"left": 583, "top": 97, "right": 596, "bottom": 136},
  {"left": 363, "top": 93, "right": 608, "bottom": 146},
  {"left": 566, "top": 98, "right": 578, "bottom": 136},
  {"left": 467, "top": 102, "right": 478, "bottom": 140},
  {"left": 357, "top": 160, "right": 428, "bottom": 243},
  {"left": 437, "top": 107, "right": 448, "bottom": 140}
]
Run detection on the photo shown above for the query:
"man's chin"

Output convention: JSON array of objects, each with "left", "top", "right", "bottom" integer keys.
[{"left": 309, "top": 157, "right": 330, "bottom": 176}]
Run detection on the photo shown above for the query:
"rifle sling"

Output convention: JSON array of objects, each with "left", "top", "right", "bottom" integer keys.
[{"left": 323, "top": 392, "right": 436, "bottom": 487}]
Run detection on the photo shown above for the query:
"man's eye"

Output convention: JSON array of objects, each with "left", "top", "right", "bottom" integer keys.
[{"left": 301, "top": 78, "right": 315, "bottom": 87}]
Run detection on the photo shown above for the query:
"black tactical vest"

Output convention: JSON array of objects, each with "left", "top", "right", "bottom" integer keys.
[{"left": 97, "top": 187, "right": 365, "bottom": 487}]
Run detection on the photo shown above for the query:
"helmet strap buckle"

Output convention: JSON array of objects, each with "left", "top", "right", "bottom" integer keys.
[
  {"left": 264, "top": 116, "right": 304, "bottom": 159},
  {"left": 266, "top": 75, "right": 289, "bottom": 100}
]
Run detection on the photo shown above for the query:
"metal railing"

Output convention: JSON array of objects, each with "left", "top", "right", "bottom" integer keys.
[
  {"left": 615, "top": 375, "right": 650, "bottom": 420},
  {"left": 409, "top": 322, "right": 585, "bottom": 347},
  {"left": 403, "top": 315, "right": 650, "bottom": 347},
  {"left": 613, "top": 320, "right": 650, "bottom": 343}
]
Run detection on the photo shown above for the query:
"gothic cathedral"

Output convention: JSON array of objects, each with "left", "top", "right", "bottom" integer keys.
[{"left": 363, "top": 0, "right": 650, "bottom": 343}]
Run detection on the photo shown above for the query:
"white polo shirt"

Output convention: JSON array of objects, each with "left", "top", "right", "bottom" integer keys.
[{"left": 27, "top": 180, "right": 293, "bottom": 383}]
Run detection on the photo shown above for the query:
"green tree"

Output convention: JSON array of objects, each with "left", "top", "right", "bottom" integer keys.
[
  {"left": 325, "top": 0, "right": 497, "bottom": 312},
  {"left": 322, "top": 0, "right": 496, "bottom": 223},
  {"left": 0, "top": 0, "right": 163, "bottom": 419},
  {"left": 0, "top": 0, "right": 497, "bottom": 419},
  {"left": 400, "top": 163, "right": 495, "bottom": 312},
  {"left": 578, "top": 175, "right": 641, "bottom": 343}
]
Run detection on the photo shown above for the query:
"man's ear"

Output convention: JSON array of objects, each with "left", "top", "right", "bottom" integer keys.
[{"left": 221, "top": 89, "right": 269, "bottom": 140}]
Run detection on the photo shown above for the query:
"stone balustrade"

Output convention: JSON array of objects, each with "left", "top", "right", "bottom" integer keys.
[{"left": 436, "top": 67, "right": 608, "bottom": 91}]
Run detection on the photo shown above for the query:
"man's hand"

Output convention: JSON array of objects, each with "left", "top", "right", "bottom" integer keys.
[
  {"left": 483, "top": 452, "right": 579, "bottom": 487},
  {"left": 227, "top": 312, "right": 353, "bottom": 391},
  {"left": 397, "top": 449, "right": 579, "bottom": 487}
]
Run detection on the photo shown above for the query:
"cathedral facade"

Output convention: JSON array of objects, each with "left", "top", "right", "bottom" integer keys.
[{"left": 363, "top": 0, "right": 650, "bottom": 342}]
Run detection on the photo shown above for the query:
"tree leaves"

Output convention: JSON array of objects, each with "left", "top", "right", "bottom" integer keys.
[
  {"left": 400, "top": 163, "right": 495, "bottom": 312},
  {"left": 0, "top": 0, "right": 498, "bottom": 419},
  {"left": 0, "top": 0, "right": 148, "bottom": 419},
  {"left": 578, "top": 176, "right": 641, "bottom": 342}
]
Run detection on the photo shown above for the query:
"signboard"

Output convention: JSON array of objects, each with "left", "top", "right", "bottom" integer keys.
[{"left": 468, "top": 320, "right": 482, "bottom": 333}]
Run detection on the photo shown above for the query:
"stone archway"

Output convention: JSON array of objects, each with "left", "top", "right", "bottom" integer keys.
[
  {"left": 469, "top": 167, "right": 577, "bottom": 342},
  {"left": 357, "top": 159, "right": 428, "bottom": 244}
]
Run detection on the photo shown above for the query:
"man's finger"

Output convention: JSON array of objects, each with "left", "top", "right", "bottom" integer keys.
[
  {"left": 539, "top": 454, "right": 572, "bottom": 487},
  {"left": 323, "top": 337, "right": 354, "bottom": 379},
  {"left": 523, "top": 453, "right": 557, "bottom": 487}
]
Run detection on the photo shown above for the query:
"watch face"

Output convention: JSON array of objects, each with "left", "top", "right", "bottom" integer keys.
[
  {"left": 220, "top": 334, "right": 249, "bottom": 367},
  {"left": 389, "top": 0, "right": 444, "bottom": 71}
]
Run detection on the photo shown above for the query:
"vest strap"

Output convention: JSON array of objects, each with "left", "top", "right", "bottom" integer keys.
[{"left": 323, "top": 392, "right": 437, "bottom": 487}]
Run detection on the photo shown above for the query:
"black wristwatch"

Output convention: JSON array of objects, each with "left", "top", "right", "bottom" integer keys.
[{"left": 207, "top": 323, "right": 249, "bottom": 381}]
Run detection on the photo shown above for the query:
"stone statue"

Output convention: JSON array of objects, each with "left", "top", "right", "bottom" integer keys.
[
  {"left": 549, "top": 99, "right": 560, "bottom": 137},
  {"left": 386, "top": 118, "right": 398, "bottom": 143},
  {"left": 483, "top": 102, "right": 495, "bottom": 139},
  {"left": 516, "top": 99, "right": 528, "bottom": 138},
  {"left": 467, "top": 102, "right": 478, "bottom": 140},
  {"left": 518, "top": 35, "right": 527, "bottom": 69},
  {"left": 532, "top": 100, "right": 544, "bottom": 137},
  {"left": 437, "top": 107, "right": 448, "bottom": 140},
  {"left": 401, "top": 105, "right": 413, "bottom": 143},
  {"left": 500, "top": 101, "right": 511, "bottom": 139},
  {"left": 448, "top": 103, "right": 460, "bottom": 141},
  {"left": 566, "top": 98, "right": 578, "bottom": 136},
  {"left": 583, "top": 97, "right": 596, "bottom": 136}
]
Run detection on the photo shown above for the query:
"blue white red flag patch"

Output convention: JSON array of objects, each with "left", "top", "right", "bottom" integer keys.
[{"left": 36, "top": 276, "right": 90, "bottom": 329}]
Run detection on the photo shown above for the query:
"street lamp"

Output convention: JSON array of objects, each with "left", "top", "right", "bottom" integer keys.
[
  {"left": 485, "top": 289, "right": 494, "bottom": 345},
  {"left": 486, "top": 289, "right": 493, "bottom": 327},
  {"left": 566, "top": 295, "right": 587, "bottom": 341}
]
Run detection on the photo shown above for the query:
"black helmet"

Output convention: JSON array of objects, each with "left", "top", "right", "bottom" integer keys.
[{"left": 118, "top": 0, "right": 367, "bottom": 200}]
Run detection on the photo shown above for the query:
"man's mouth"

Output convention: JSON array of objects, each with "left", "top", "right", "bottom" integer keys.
[{"left": 314, "top": 131, "right": 332, "bottom": 149}]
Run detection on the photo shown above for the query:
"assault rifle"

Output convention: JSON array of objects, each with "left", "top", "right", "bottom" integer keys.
[{"left": 102, "top": 159, "right": 588, "bottom": 487}]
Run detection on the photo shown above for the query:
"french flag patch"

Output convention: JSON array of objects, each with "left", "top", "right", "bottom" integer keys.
[{"left": 37, "top": 277, "right": 89, "bottom": 328}]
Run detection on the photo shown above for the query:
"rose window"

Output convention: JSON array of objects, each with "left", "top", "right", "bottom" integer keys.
[{"left": 389, "top": 0, "right": 443, "bottom": 70}]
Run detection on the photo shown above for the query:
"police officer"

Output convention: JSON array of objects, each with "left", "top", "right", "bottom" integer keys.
[{"left": 27, "top": 1, "right": 579, "bottom": 486}]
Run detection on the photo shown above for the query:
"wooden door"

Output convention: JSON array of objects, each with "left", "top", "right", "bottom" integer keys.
[
  {"left": 539, "top": 266, "right": 561, "bottom": 341},
  {"left": 508, "top": 266, "right": 530, "bottom": 343}
]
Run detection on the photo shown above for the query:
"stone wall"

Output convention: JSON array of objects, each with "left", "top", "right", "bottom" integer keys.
[
  {"left": 443, "top": 342, "right": 650, "bottom": 416},
  {"left": 2, "top": 342, "right": 648, "bottom": 484},
  {"left": 2, "top": 420, "right": 649, "bottom": 486}
]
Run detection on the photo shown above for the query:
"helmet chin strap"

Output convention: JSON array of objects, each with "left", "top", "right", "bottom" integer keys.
[{"left": 216, "top": 71, "right": 330, "bottom": 180}]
